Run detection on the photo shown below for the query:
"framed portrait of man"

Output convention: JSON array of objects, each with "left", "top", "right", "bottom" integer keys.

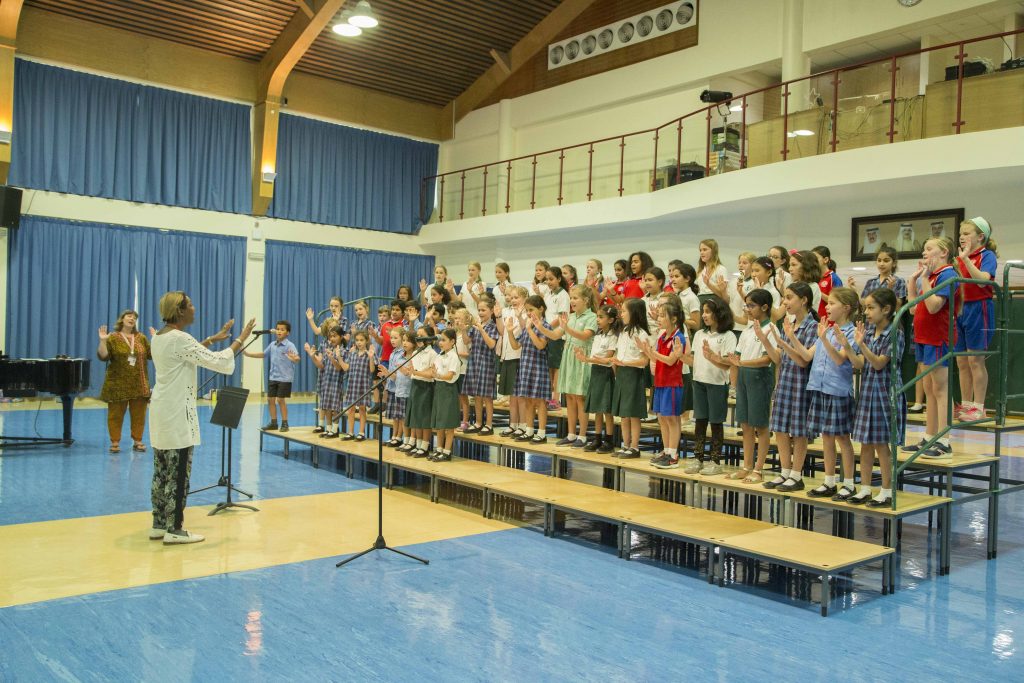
[{"left": 851, "top": 208, "right": 965, "bottom": 262}]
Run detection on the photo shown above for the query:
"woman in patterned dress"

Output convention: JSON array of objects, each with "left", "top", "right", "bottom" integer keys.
[
  {"left": 757, "top": 282, "right": 819, "bottom": 492},
  {"left": 460, "top": 298, "right": 499, "bottom": 435},
  {"left": 340, "top": 330, "right": 375, "bottom": 441},
  {"left": 304, "top": 325, "right": 345, "bottom": 437},
  {"left": 837, "top": 287, "right": 906, "bottom": 507},
  {"left": 98, "top": 309, "right": 151, "bottom": 453}
]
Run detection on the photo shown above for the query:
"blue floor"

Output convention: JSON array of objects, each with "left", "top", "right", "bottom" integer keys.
[{"left": 2, "top": 402, "right": 1024, "bottom": 681}]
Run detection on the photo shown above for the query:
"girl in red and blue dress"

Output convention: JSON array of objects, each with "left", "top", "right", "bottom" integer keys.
[
  {"left": 813, "top": 245, "right": 843, "bottom": 321},
  {"left": 837, "top": 288, "right": 906, "bottom": 507},
  {"left": 905, "top": 236, "right": 959, "bottom": 460},
  {"left": 639, "top": 302, "right": 688, "bottom": 469},
  {"left": 954, "top": 217, "right": 998, "bottom": 423}
]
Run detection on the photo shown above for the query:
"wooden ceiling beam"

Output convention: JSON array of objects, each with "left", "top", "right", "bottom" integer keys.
[
  {"left": 439, "top": 0, "right": 599, "bottom": 139},
  {"left": 0, "top": 0, "right": 25, "bottom": 184},
  {"left": 253, "top": 0, "right": 344, "bottom": 215}
]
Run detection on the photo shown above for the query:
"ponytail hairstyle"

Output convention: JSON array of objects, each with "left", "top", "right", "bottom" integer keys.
[
  {"left": 561, "top": 264, "right": 578, "bottom": 287},
  {"left": 674, "top": 262, "right": 699, "bottom": 296},
  {"left": 744, "top": 288, "right": 774, "bottom": 321},
  {"left": 829, "top": 286, "right": 862, "bottom": 324},
  {"left": 613, "top": 259, "right": 629, "bottom": 280},
  {"left": 866, "top": 287, "right": 898, "bottom": 327},
  {"left": 751, "top": 256, "right": 776, "bottom": 288},
  {"left": 430, "top": 283, "right": 451, "bottom": 305},
  {"left": 926, "top": 236, "right": 957, "bottom": 265},
  {"left": 545, "top": 266, "right": 569, "bottom": 292},
  {"left": 667, "top": 259, "right": 684, "bottom": 274},
  {"left": 524, "top": 294, "right": 547, "bottom": 316},
  {"left": 622, "top": 298, "right": 650, "bottom": 336},
  {"left": 598, "top": 304, "right": 624, "bottom": 335},
  {"left": 440, "top": 328, "right": 458, "bottom": 346},
  {"left": 495, "top": 262, "right": 511, "bottom": 281},
  {"left": 769, "top": 245, "right": 791, "bottom": 271},
  {"left": 786, "top": 282, "right": 819, "bottom": 322},
  {"left": 417, "top": 323, "right": 436, "bottom": 345},
  {"left": 571, "top": 284, "right": 597, "bottom": 313},
  {"left": 701, "top": 294, "right": 735, "bottom": 333},
  {"left": 661, "top": 302, "right": 685, "bottom": 337},
  {"left": 812, "top": 245, "right": 837, "bottom": 273},
  {"left": 876, "top": 246, "right": 899, "bottom": 271},
  {"left": 644, "top": 266, "right": 666, "bottom": 292},
  {"left": 791, "top": 250, "right": 822, "bottom": 284},
  {"left": 962, "top": 217, "right": 999, "bottom": 257}
]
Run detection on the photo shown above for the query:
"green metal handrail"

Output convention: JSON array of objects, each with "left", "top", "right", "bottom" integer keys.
[{"left": 887, "top": 272, "right": 1002, "bottom": 509}]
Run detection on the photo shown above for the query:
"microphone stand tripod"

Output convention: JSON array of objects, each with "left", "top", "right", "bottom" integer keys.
[
  {"left": 336, "top": 343, "right": 431, "bottom": 568},
  {"left": 188, "top": 331, "right": 267, "bottom": 512}
]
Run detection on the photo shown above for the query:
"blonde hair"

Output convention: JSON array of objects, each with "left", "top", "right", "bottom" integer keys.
[
  {"left": 510, "top": 285, "right": 529, "bottom": 300},
  {"left": 962, "top": 219, "right": 999, "bottom": 257},
  {"left": 587, "top": 258, "right": 603, "bottom": 273},
  {"left": 738, "top": 251, "right": 757, "bottom": 264},
  {"left": 697, "top": 239, "right": 722, "bottom": 276},
  {"left": 114, "top": 309, "right": 139, "bottom": 332},
  {"left": 159, "top": 291, "right": 189, "bottom": 324},
  {"left": 571, "top": 284, "right": 597, "bottom": 313},
  {"left": 829, "top": 287, "right": 861, "bottom": 323},
  {"left": 468, "top": 261, "right": 481, "bottom": 271},
  {"left": 926, "top": 236, "right": 957, "bottom": 264},
  {"left": 454, "top": 308, "right": 474, "bottom": 325}
]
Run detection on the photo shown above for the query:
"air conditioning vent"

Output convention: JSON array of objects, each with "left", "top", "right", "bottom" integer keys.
[{"left": 548, "top": 1, "right": 697, "bottom": 71}]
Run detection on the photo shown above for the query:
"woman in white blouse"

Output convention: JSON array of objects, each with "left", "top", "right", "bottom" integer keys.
[{"left": 148, "top": 291, "right": 255, "bottom": 545}]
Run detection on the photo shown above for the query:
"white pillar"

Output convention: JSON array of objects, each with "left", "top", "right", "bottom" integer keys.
[{"left": 781, "top": 0, "right": 810, "bottom": 114}]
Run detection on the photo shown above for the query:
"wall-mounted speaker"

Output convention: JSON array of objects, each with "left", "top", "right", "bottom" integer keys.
[{"left": 0, "top": 186, "right": 22, "bottom": 230}]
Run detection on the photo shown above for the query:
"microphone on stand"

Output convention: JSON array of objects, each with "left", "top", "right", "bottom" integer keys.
[
  {"left": 417, "top": 335, "right": 439, "bottom": 343},
  {"left": 251, "top": 329, "right": 274, "bottom": 336}
]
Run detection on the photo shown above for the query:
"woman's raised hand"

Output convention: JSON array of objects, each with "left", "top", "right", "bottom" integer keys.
[
  {"left": 98, "top": 325, "right": 110, "bottom": 341},
  {"left": 305, "top": 307, "right": 315, "bottom": 320}
]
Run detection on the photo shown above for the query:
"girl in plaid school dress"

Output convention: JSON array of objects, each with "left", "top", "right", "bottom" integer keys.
[
  {"left": 460, "top": 298, "right": 500, "bottom": 435},
  {"left": 339, "top": 330, "right": 376, "bottom": 441},
  {"left": 384, "top": 329, "right": 415, "bottom": 450},
  {"left": 509, "top": 295, "right": 552, "bottom": 444},
  {"left": 757, "top": 282, "right": 819, "bottom": 491},
  {"left": 304, "top": 325, "right": 345, "bottom": 438},
  {"left": 805, "top": 287, "right": 862, "bottom": 501},
  {"left": 837, "top": 288, "right": 906, "bottom": 507}
]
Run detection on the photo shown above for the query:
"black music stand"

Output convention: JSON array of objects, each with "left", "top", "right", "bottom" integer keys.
[{"left": 189, "top": 385, "right": 258, "bottom": 515}]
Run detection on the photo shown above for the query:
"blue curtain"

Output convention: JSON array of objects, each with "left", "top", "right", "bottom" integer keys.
[
  {"left": 5, "top": 216, "right": 245, "bottom": 396},
  {"left": 263, "top": 240, "right": 434, "bottom": 392},
  {"left": 9, "top": 59, "right": 251, "bottom": 214},
  {"left": 268, "top": 114, "right": 438, "bottom": 234}
]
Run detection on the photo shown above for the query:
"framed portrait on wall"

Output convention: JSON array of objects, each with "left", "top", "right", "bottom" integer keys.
[{"left": 851, "top": 208, "right": 965, "bottom": 262}]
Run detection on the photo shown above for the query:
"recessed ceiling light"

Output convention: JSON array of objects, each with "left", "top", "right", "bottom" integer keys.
[{"left": 793, "top": 129, "right": 815, "bottom": 136}]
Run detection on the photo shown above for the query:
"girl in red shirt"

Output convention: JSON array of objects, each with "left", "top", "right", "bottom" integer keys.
[{"left": 813, "top": 245, "right": 843, "bottom": 320}]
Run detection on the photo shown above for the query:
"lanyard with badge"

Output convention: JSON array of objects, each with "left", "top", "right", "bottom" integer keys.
[{"left": 122, "top": 332, "right": 138, "bottom": 366}]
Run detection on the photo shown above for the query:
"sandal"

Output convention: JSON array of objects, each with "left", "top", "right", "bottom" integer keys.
[
  {"left": 742, "top": 470, "right": 763, "bottom": 484},
  {"left": 726, "top": 468, "right": 750, "bottom": 480},
  {"left": 109, "top": 443, "right": 120, "bottom": 453},
  {"left": 133, "top": 442, "right": 147, "bottom": 452}
]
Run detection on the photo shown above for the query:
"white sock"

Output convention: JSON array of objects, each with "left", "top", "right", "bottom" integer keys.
[
  {"left": 417, "top": 440, "right": 427, "bottom": 449},
  {"left": 566, "top": 433, "right": 576, "bottom": 440},
  {"left": 876, "top": 487, "right": 892, "bottom": 500},
  {"left": 523, "top": 428, "right": 533, "bottom": 436},
  {"left": 665, "top": 448, "right": 677, "bottom": 457},
  {"left": 537, "top": 430, "right": 546, "bottom": 438},
  {"left": 790, "top": 471, "right": 802, "bottom": 481},
  {"left": 911, "top": 403, "right": 923, "bottom": 409},
  {"left": 843, "top": 478, "right": 855, "bottom": 489},
  {"left": 781, "top": 468, "right": 791, "bottom": 479},
  {"left": 859, "top": 484, "right": 872, "bottom": 495},
  {"left": 824, "top": 475, "right": 836, "bottom": 487}
]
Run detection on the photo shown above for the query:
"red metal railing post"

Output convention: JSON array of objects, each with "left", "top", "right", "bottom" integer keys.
[
  {"left": 675, "top": 119, "right": 682, "bottom": 182},
  {"left": 481, "top": 165, "right": 489, "bottom": 216},
  {"left": 830, "top": 70, "right": 840, "bottom": 152},
  {"left": 651, "top": 129, "right": 660, "bottom": 191},
  {"left": 458, "top": 171, "right": 466, "bottom": 220},
  {"left": 617, "top": 137, "right": 625, "bottom": 196},
  {"left": 739, "top": 96, "right": 747, "bottom": 168},
  {"left": 954, "top": 43, "right": 966, "bottom": 133},
  {"left": 557, "top": 150, "right": 565, "bottom": 205},
  {"left": 586, "top": 143, "right": 594, "bottom": 201},
  {"left": 530, "top": 155, "right": 538, "bottom": 209},
  {"left": 705, "top": 107, "right": 712, "bottom": 172},
  {"left": 887, "top": 56, "right": 899, "bottom": 143},
  {"left": 438, "top": 175, "right": 445, "bottom": 222},
  {"left": 505, "top": 161, "right": 512, "bottom": 213},
  {"left": 781, "top": 83, "right": 790, "bottom": 160}
]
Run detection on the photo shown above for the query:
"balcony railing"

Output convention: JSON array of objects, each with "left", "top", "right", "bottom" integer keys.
[{"left": 422, "top": 27, "right": 1024, "bottom": 224}]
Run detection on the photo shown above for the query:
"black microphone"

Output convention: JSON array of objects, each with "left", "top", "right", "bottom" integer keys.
[
  {"left": 251, "top": 329, "right": 274, "bottom": 336},
  {"left": 417, "top": 335, "right": 439, "bottom": 343}
]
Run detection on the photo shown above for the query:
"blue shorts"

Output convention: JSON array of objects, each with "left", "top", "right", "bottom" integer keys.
[
  {"left": 955, "top": 299, "right": 995, "bottom": 352},
  {"left": 652, "top": 386, "right": 684, "bottom": 417},
  {"left": 916, "top": 342, "right": 950, "bottom": 367}
]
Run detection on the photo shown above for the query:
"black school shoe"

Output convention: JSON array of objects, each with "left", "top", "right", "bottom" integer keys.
[
  {"left": 867, "top": 495, "right": 893, "bottom": 508},
  {"left": 478, "top": 426, "right": 494, "bottom": 436},
  {"left": 776, "top": 478, "right": 805, "bottom": 492},
  {"left": 263, "top": 422, "right": 278, "bottom": 431},
  {"left": 848, "top": 491, "right": 872, "bottom": 505},
  {"left": 618, "top": 448, "right": 641, "bottom": 459},
  {"left": 596, "top": 439, "right": 615, "bottom": 454},
  {"left": 831, "top": 485, "right": 858, "bottom": 502},
  {"left": 583, "top": 438, "right": 599, "bottom": 452},
  {"left": 530, "top": 435, "right": 547, "bottom": 444},
  {"left": 807, "top": 483, "right": 837, "bottom": 498},
  {"left": 279, "top": 422, "right": 289, "bottom": 433},
  {"left": 514, "top": 432, "right": 533, "bottom": 442},
  {"left": 763, "top": 475, "right": 787, "bottom": 490}
]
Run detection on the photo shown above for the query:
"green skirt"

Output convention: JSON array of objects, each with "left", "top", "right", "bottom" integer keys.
[
  {"left": 498, "top": 359, "right": 519, "bottom": 395},
  {"left": 431, "top": 381, "right": 461, "bottom": 430},
  {"left": 406, "top": 379, "right": 434, "bottom": 429},
  {"left": 546, "top": 338, "right": 564, "bottom": 369},
  {"left": 612, "top": 366, "right": 647, "bottom": 418},
  {"left": 585, "top": 365, "right": 614, "bottom": 414}
]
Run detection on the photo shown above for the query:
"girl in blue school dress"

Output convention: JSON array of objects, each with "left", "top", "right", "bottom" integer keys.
[
  {"left": 836, "top": 287, "right": 906, "bottom": 507},
  {"left": 954, "top": 217, "right": 999, "bottom": 423},
  {"left": 508, "top": 294, "right": 552, "bottom": 444}
]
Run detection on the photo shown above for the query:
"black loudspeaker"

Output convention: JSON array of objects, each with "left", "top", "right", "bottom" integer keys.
[{"left": 0, "top": 186, "right": 22, "bottom": 230}]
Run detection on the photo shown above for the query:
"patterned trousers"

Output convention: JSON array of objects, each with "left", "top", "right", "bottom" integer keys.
[
  {"left": 151, "top": 447, "right": 193, "bottom": 532},
  {"left": 107, "top": 398, "right": 148, "bottom": 443}
]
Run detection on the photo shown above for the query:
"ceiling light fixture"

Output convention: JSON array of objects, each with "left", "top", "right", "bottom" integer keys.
[
  {"left": 348, "top": 0, "right": 379, "bottom": 28},
  {"left": 333, "top": 20, "right": 362, "bottom": 36}
]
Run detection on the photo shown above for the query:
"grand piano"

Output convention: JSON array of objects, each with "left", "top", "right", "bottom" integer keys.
[{"left": 0, "top": 353, "right": 91, "bottom": 446}]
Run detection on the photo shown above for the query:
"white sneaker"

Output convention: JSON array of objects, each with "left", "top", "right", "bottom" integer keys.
[
  {"left": 163, "top": 529, "right": 205, "bottom": 545},
  {"left": 149, "top": 527, "right": 166, "bottom": 540}
]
